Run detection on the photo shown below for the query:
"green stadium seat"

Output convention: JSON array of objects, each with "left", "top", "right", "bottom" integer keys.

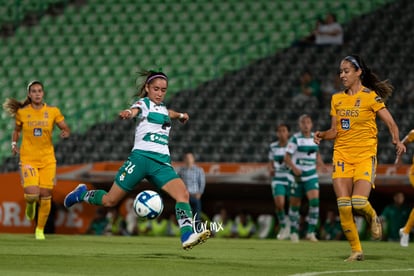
[{"left": 0, "top": 0, "right": 397, "bottom": 166}]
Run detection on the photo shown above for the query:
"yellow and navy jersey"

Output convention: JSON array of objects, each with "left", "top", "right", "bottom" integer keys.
[
  {"left": 405, "top": 129, "right": 414, "bottom": 187},
  {"left": 330, "top": 87, "right": 385, "bottom": 162},
  {"left": 15, "top": 103, "right": 64, "bottom": 166},
  {"left": 406, "top": 129, "right": 414, "bottom": 143}
]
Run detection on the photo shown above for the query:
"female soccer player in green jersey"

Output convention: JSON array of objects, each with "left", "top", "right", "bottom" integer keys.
[
  {"left": 285, "top": 114, "right": 326, "bottom": 242},
  {"left": 268, "top": 123, "right": 292, "bottom": 240},
  {"left": 64, "top": 70, "right": 210, "bottom": 249}
]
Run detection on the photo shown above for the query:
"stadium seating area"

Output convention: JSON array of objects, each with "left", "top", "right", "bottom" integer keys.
[
  {"left": 0, "top": 0, "right": 63, "bottom": 28},
  {"left": 1, "top": 0, "right": 410, "bottom": 172}
]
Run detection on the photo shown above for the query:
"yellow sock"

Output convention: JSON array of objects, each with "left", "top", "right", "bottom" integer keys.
[
  {"left": 37, "top": 197, "right": 51, "bottom": 231},
  {"left": 338, "top": 197, "right": 362, "bottom": 252},
  {"left": 351, "top": 195, "right": 377, "bottom": 221},
  {"left": 403, "top": 208, "right": 414, "bottom": 234}
]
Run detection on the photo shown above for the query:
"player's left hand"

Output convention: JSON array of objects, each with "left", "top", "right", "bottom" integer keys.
[
  {"left": 179, "top": 112, "right": 189, "bottom": 124},
  {"left": 395, "top": 141, "right": 406, "bottom": 156},
  {"left": 314, "top": 131, "right": 323, "bottom": 145},
  {"left": 60, "top": 130, "right": 69, "bottom": 138}
]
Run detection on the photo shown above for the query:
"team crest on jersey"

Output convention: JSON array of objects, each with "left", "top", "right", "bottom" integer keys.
[
  {"left": 44, "top": 112, "right": 48, "bottom": 119},
  {"left": 375, "top": 96, "right": 383, "bottom": 103},
  {"left": 33, "top": 128, "right": 42, "bottom": 136},
  {"left": 354, "top": 98, "right": 361, "bottom": 107},
  {"left": 340, "top": 118, "right": 350, "bottom": 130}
]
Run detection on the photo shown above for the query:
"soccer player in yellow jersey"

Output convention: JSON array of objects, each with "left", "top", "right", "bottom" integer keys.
[
  {"left": 395, "top": 129, "right": 414, "bottom": 247},
  {"left": 314, "top": 55, "right": 406, "bottom": 261},
  {"left": 3, "top": 81, "right": 70, "bottom": 240}
]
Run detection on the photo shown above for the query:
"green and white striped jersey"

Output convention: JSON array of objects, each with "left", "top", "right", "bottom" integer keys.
[
  {"left": 130, "top": 97, "right": 172, "bottom": 164},
  {"left": 268, "top": 141, "right": 293, "bottom": 185},
  {"left": 286, "top": 132, "right": 319, "bottom": 182}
]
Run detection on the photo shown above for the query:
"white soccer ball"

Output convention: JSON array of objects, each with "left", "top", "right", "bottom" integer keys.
[{"left": 133, "top": 190, "right": 164, "bottom": 219}]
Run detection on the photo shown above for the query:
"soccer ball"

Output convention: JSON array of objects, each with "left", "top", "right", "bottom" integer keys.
[{"left": 133, "top": 190, "right": 164, "bottom": 219}]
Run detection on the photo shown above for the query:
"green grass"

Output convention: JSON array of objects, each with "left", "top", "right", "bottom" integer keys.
[{"left": 0, "top": 234, "right": 413, "bottom": 276}]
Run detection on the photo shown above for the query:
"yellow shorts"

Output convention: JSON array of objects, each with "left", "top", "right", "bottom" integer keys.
[
  {"left": 409, "top": 165, "right": 414, "bottom": 188},
  {"left": 19, "top": 162, "right": 56, "bottom": 189},
  {"left": 332, "top": 155, "right": 377, "bottom": 184}
]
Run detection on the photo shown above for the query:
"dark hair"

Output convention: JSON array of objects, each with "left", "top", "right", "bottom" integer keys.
[
  {"left": 276, "top": 123, "right": 290, "bottom": 132},
  {"left": 27, "top": 80, "right": 44, "bottom": 92},
  {"left": 2, "top": 80, "right": 43, "bottom": 117},
  {"left": 343, "top": 54, "right": 393, "bottom": 101},
  {"left": 298, "top": 113, "right": 312, "bottom": 123},
  {"left": 327, "top": 13, "right": 337, "bottom": 22},
  {"left": 136, "top": 70, "right": 168, "bottom": 98}
]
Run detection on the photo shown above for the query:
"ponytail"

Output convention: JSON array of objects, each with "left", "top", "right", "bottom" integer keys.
[
  {"left": 3, "top": 97, "right": 30, "bottom": 117},
  {"left": 344, "top": 55, "right": 393, "bottom": 101}
]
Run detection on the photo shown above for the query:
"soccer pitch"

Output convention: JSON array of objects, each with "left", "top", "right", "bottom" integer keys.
[{"left": 0, "top": 234, "right": 413, "bottom": 276}]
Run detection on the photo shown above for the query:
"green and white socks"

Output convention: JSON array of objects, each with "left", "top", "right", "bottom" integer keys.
[{"left": 175, "top": 202, "right": 194, "bottom": 242}]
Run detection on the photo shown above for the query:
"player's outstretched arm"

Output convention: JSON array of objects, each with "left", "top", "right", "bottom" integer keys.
[
  {"left": 314, "top": 116, "right": 337, "bottom": 145},
  {"left": 119, "top": 107, "right": 139, "bottom": 119},
  {"left": 168, "top": 109, "right": 189, "bottom": 123},
  {"left": 377, "top": 108, "right": 406, "bottom": 156}
]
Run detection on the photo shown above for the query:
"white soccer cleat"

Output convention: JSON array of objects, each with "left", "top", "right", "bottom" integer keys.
[
  {"left": 400, "top": 228, "right": 409, "bottom": 247},
  {"left": 344, "top": 251, "right": 364, "bottom": 262},
  {"left": 277, "top": 227, "right": 290, "bottom": 240},
  {"left": 306, "top": 232, "right": 318, "bottom": 242},
  {"left": 182, "top": 230, "right": 211, "bottom": 250},
  {"left": 290, "top": 232, "right": 299, "bottom": 243}
]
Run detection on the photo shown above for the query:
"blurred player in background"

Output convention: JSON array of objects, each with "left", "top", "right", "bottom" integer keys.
[
  {"left": 64, "top": 70, "right": 210, "bottom": 249},
  {"left": 268, "top": 123, "right": 292, "bottom": 240},
  {"left": 284, "top": 114, "right": 326, "bottom": 242},
  {"left": 314, "top": 54, "right": 406, "bottom": 261},
  {"left": 3, "top": 80, "right": 70, "bottom": 240},
  {"left": 395, "top": 129, "right": 414, "bottom": 247},
  {"left": 177, "top": 151, "right": 206, "bottom": 227}
]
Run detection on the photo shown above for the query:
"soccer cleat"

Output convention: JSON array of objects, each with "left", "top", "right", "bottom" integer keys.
[
  {"left": 370, "top": 215, "right": 382, "bottom": 240},
  {"left": 400, "top": 228, "right": 409, "bottom": 247},
  {"left": 182, "top": 230, "right": 211, "bottom": 250},
  {"left": 344, "top": 251, "right": 364, "bottom": 262},
  {"left": 64, "top": 184, "right": 87, "bottom": 208},
  {"left": 290, "top": 233, "right": 299, "bottom": 243},
  {"left": 306, "top": 232, "right": 318, "bottom": 242},
  {"left": 35, "top": 228, "right": 45, "bottom": 240},
  {"left": 277, "top": 227, "right": 290, "bottom": 240},
  {"left": 25, "top": 201, "right": 36, "bottom": 221}
]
